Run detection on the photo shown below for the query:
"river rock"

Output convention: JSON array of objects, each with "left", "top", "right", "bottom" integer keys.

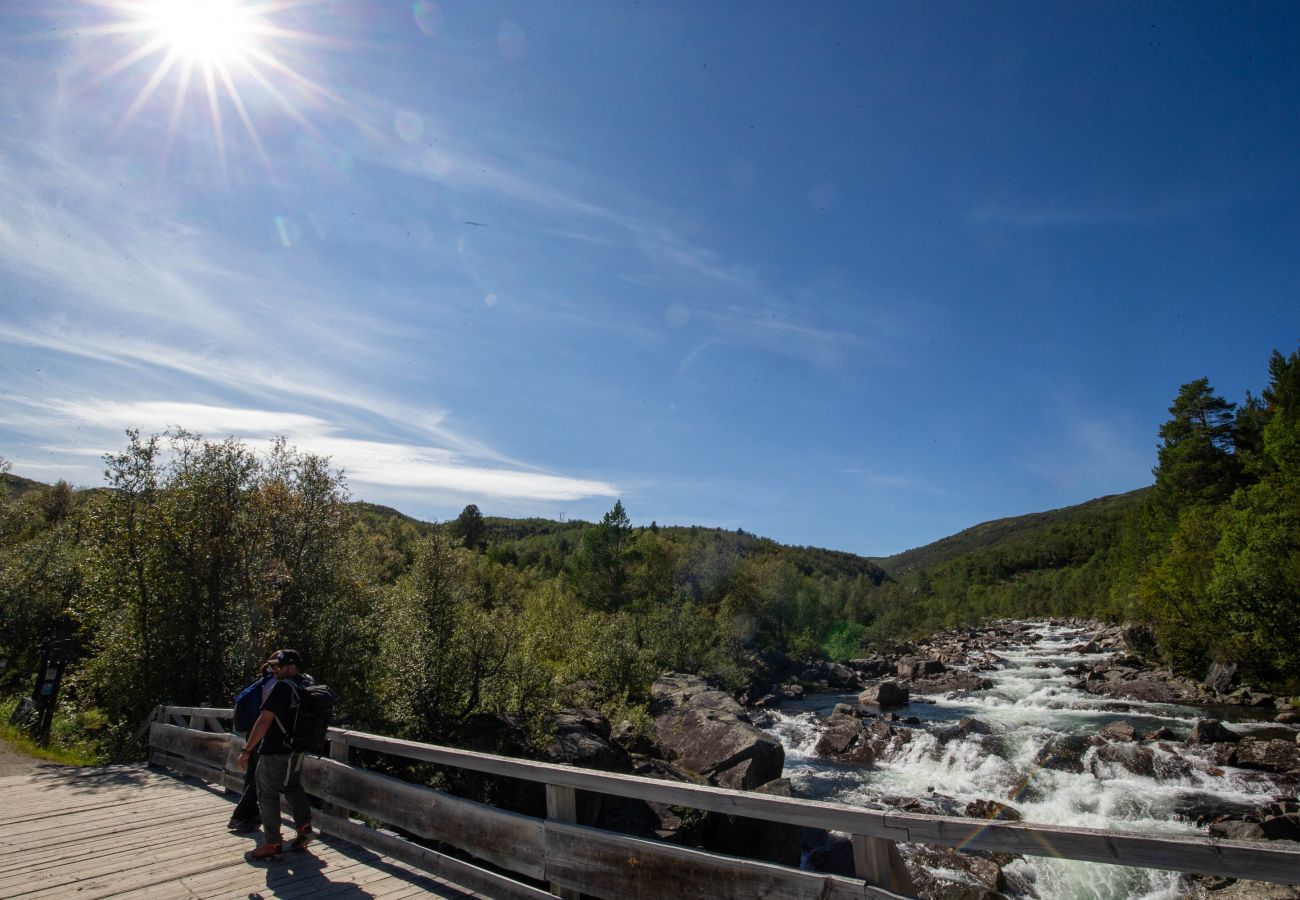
[
  {"left": 847, "top": 657, "right": 891, "bottom": 677},
  {"left": 1187, "top": 879, "right": 1300, "bottom": 899},
  {"left": 650, "top": 673, "right": 785, "bottom": 790},
  {"left": 904, "top": 845, "right": 1007, "bottom": 900},
  {"left": 1090, "top": 741, "right": 1174, "bottom": 778},
  {"left": 814, "top": 710, "right": 877, "bottom": 765},
  {"left": 1146, "top": 726, "right": 1178, "bottom": 741},
  {"left": 911, "top": 672, "right": 995, "bottom": 695},
  {"left": 1187, "top": 719, "right": 1241, "bottom": 745},
  {"left": 818, "top": 663, "right": 856, "bottom": 690},
  {"left": 897, "top": 656, "right": 946, "bottom": 680},
  {"left": 1259, "top": 814, "right": 1300, "bottom": 841},
  {"left": 1234, "top": 738, "right": 1300, "bottom": 774},
  {"left": 1274, "top": 711, "right": 1300, "bottom": 725},
  {"left": 1208, "top": 820, "right": 1269, "bottom": 841},
  {"left": 1205, "top": 661, "right": 1239, "bottom": 693},
  {"left": 1228, "top": 687, "right": 1277, "bottom": 708},
  {"left": 965, "top": 798, "right": 1022, "bottom": 821},
  {"left": 780, "top": 682, "right": 804, "bottom": 700},
  {"left": 1101, "top": 720, "right": 1139, "bottom": 742},
  {"left": 1033, "top": 735, "right": 1091, "bottom": 774},
  {"left": 860, "top": 681, "right": 910, "bottom": 707}
]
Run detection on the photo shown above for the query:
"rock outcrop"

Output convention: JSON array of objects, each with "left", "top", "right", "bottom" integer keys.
[{"left": 651, "top": 673, "right": 784, "bottom": 790}]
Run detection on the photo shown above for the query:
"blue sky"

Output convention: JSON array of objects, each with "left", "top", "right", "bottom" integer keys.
[{"left": 1, "top": 1, "right": 1297, "bottom": 556}]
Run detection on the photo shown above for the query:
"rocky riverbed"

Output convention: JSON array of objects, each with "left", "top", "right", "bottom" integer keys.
[
  {"left": 757, "top": 620, "right": 1300, "bottom": 899},
  {"left": 453, "top": 620, "right": 1298, "bottom": 898}
]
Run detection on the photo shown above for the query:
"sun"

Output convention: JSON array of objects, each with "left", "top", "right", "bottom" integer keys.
[
  {"left": 77, "top": 0, "right": 340, "bottom": 174},
  {"left": 141, "top": 0, "right": 261, "bottom": 64}
]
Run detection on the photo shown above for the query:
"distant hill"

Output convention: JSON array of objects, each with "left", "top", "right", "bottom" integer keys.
[
  {"left": 879, "top": 487, "right": 1150, "bottom": 578},
  {"left": 1, "top": 472, "right": 51, "bottom": 500}
]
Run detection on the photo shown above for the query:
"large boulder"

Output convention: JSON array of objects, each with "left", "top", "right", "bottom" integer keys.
[
  {"left": 1234, "top": 739, "right": 1300, "bottom": 775},
  {"left": 814, "top": 709, "right": 876, "bottom": 765},
  {"left": 1187, "top": 719, "right": 1240, "bottom": 745},
  {"left": 651, "top": 673, "right": 784, "bottom": 790},
  {"left": 1205, "top": 662, "right": 1239, "bottom": 693},
  {"left": 860, "top": 681, "right": 910, "bottom": 707}
]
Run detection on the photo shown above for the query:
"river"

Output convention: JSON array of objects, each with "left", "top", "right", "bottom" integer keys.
[{"left": 759, "top": 622, "right": 1297, "bottom": 899}]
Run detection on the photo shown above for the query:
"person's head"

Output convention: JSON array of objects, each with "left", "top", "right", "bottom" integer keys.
[{"left": 265, "top": 649, "right": 302, "bottom": 680}]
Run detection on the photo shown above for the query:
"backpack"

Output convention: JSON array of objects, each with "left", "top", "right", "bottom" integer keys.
[
  {"left": 282, "top": 679, "right": 337, "bottom": 754},
  {"left": 233, "top": 673, "right": 273, "bottom": 734}
]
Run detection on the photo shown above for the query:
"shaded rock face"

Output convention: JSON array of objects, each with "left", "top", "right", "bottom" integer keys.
[
  {"left": 697, "top": 776, "right": 800, "bottom": 867},
  {"left": 544, "top": 712, "right": 632, "bottom": 773},
  {"left": 860, "top": 680, "right": 910, "bottom": 707},
  {"left": 1187, "top": 719, "right": 1241, "bottom": 745},
  {"left": 651, "top": 673, "right": 784, "bottom": 790}
]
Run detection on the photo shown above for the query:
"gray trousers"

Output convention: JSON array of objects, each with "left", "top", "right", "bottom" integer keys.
[{"left": 255, "top": 751, "right": 311, "bottom": 842}]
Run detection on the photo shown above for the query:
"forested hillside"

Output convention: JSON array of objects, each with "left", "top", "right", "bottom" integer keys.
[{"left": 1, "top": 343, "right": 1296, "bottom": 760}]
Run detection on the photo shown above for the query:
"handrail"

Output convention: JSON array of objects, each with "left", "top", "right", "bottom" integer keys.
[{"left": 151, "top": 705, "right": 1300, "bottom": 892}]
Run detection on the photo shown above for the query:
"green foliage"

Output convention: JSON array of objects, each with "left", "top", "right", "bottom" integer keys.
[
  {"left": 4, "top": 345, "right": 1298, "bottom": 757},
  {"left": 822, "top": 622, "right": 870, "bottom": 662}
]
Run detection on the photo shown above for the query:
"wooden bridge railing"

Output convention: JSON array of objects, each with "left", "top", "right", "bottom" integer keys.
[{"left": 147, "top": 705, "right": 1300, "bottom": 900}]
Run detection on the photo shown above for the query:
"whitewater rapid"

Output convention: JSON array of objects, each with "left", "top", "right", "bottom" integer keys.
[{"left": 762, "top": 622, "right": 1297, "bottom": 899}]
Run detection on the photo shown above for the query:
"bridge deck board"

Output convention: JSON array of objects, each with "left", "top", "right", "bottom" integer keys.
[{"left": 0, "top": 767, "right": 488, "bottom": 900}]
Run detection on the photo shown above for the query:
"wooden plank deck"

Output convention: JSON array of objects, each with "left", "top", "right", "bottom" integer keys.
[{"left": 0, "top": 767, "right": 490, "bottom": 899}]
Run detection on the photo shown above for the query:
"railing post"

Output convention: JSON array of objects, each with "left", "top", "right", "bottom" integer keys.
[
  {"left": 323, "top": 730, "right": 350, "bottom": 818},
  {"left": 545, "top": 783, "right": 580, "bottom": 900},
  {"left": 852, "top": 834, "right": 917, "bottom": 897}
]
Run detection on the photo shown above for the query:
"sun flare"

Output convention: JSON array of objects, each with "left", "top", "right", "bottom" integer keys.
[
  {"left": 81, "top": 0, "right": 338, "bottom": 174},
  {"left": 142, "top": 0, "right": 260, "bottom": 64}
]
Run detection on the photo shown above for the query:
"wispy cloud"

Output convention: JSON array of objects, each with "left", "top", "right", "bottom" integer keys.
[{"left": 1, "top": 397, "right": 618, "bottom": 503}]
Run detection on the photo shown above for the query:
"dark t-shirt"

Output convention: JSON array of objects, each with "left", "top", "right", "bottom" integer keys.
[{"left": 258, "top": 675, "right": 308, "bottom": 755}]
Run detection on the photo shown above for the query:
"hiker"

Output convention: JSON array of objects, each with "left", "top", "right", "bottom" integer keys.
[
  {"left": 235, "top": 649, "right": 316, "bottom": 861},
  {"left": 227, "top": 663, "right": 275, "bottom": 832}
]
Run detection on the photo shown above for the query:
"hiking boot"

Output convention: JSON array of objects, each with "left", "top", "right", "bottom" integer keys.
[
  {"left": 290, "top": 824, "right": 315, "bottom": 851},
  {"left": 227, "top": 816, "right": 261, "bottom": 833},
  {"left": 247, "top": 841, "right": 283, "bottom": 862}
]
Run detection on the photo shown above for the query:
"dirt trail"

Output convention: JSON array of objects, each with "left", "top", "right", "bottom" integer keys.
[{"left": 0, "top": 738, "right": 45, "bottom": 776}]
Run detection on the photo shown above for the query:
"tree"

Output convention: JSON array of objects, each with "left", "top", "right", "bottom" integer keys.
[
  {"left": 454, "top": 504, "right": 486, "bottom": 551},
  {"left": 1152, "top": 378, "right": 1239, "bottom": 512},
  {"left": 571, "top": 500, "right": 632, "bottom": 610}
]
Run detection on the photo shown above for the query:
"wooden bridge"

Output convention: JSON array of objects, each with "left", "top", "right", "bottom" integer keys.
[{"left": 5, "top": 705, "right": 1297, "bottom": 899}]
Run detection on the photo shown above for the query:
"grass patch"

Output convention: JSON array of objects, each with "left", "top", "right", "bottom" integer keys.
[
  {"left": 0, "top": 722, "right": 99, "bottom": 766},
  {"left": 0, "top": 695, "right": 102, "bottom": 766}
]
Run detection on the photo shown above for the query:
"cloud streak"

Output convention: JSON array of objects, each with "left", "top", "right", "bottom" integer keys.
[{"left": 1, "top": 397, "right": 618, "bottom": 503}]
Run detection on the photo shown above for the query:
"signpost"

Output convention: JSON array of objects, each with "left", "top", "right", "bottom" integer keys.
[{"left": 15, "top": 638, "right": 73, "bottom": 745}]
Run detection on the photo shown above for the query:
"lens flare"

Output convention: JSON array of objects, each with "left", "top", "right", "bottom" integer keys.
[
  {"left": 143, "top": 0, "right": 260, "bottom": 64},
  {"left": 75, "top": 0, "right": 343, "bottom": 177}
]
